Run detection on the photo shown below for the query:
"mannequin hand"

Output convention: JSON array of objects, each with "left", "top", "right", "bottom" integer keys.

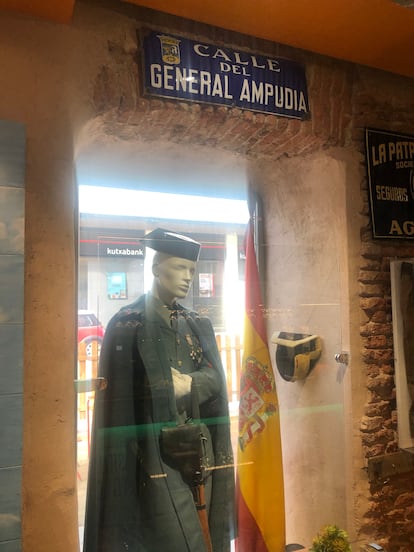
[{"left": 171, "top": 367, "right": 192, "bottom": 399}]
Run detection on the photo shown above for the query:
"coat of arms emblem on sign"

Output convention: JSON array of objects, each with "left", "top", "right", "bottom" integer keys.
[{"left": 158, "top": 35, "right": 181, "bottom": 64}]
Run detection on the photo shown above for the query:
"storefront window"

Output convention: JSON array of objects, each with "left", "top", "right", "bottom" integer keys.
[
  {"left": 76, "top": 186, "right": 248, "bottom": 551},
  {"left": 76, "top": 176, "right": 347, "bottom": 551}
]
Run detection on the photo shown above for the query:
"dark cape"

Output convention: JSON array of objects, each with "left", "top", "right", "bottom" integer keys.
[{"left": 83, "top": 294, "right": 235, "bottom": 551}]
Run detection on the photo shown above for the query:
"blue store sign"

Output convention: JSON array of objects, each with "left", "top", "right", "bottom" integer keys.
[{"left": 140, "top": 30, "right": 309, "bottom": 120}]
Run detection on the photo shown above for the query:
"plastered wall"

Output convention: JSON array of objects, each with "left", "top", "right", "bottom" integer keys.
[
  {"left": 0, "top": 2, "right": 412, "bottom": 551},
  {"left": 0, "top": 12, "right": 80, "bottom": 551},
  {"left": 251, "top": 152, "right": 360, "bottom": 544}
]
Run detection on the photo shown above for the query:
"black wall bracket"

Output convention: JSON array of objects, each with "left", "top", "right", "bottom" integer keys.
[{"left": 367, "top": 448, "right": 414, "bottom": 481}]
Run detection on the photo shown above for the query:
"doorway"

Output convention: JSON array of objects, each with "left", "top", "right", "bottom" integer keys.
[{"left": 74, "top": 129, "right": 350, "bottom": 549}]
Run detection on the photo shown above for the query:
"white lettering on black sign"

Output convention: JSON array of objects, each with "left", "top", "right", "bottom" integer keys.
[{"left": 365, "top": 128, "right": 414, "bottom": 239}]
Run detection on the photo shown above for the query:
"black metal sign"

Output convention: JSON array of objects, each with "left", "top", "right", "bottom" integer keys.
[{"left": 365, "top": 128, "right": 414, "bottom": 239}]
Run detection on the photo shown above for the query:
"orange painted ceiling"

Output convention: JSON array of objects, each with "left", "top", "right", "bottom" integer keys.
[{"left": 1, "top": 0, "right": 413, "bottom": 78}]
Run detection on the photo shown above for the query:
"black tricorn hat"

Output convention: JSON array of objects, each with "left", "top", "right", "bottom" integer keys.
[{"left": 143, "top": 228, "right": 201, "bottom": 261}]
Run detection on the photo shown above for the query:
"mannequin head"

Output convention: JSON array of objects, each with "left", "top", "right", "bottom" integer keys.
[
  {"left": 151, "top": 252, "right": 196, "bottom": 306},
  {"left": 144, "top": 228, "right": 201, "bottom": 306}
]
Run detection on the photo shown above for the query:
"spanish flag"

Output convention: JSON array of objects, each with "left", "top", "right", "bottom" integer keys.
[{"left": 236, "top": 216, "right": 286, "bottom": 551}]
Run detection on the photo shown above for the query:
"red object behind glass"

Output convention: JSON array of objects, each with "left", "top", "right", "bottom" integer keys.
[{"left": 78, "top": 310, "right": 105, "bottom": 356}]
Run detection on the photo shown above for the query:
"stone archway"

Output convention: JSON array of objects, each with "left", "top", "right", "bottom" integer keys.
[
  {"left": 69, "top": 11, "right": 359, "bottom": 546},
  {"left": 74, "top": 94, "right": 355, "bottom": 549}
]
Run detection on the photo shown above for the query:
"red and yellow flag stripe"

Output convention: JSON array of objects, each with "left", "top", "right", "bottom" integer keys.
[{"left": 236, "top": 219, "right": 285, "bottom": 551}]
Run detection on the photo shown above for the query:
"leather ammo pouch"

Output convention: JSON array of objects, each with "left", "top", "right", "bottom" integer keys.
[
  {"left": 160, "top": 422, "right": 207, "bottom": 486},
  {"left": 160, "top": 379, "right": 209, "bottom": 486}
]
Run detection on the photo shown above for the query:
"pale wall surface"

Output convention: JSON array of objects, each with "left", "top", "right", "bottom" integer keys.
[
  {"left": 0, "top": 12, "right": 80, "bottom": 552},
  {"left": 251, "top": 151, "right": 359, "bottom": 544}
]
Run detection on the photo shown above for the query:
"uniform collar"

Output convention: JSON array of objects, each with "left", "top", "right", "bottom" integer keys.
[{"left": 146, "top": 292, "right": 178, "bottom": 325}]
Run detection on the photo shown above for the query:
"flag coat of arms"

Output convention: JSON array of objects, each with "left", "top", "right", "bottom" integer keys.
[{"left": 236, "top": 219, "right": 286, "bottom": 551}]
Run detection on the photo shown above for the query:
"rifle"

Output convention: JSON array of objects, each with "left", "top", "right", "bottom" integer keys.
[{"left": 160, "top": 421, "right": 213, "bottom": 551}]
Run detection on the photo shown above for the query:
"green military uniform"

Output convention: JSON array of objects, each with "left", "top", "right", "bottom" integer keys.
[{"left": 83, "top": 293, "right": 235, "bottom": 551}]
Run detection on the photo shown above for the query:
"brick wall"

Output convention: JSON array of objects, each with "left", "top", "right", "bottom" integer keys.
[
  {"left": 87, "top": 6, "right": 355, "bottom": 158},
  {"left": 355, "top": 74, "right": 414, "bottom": 547},
  {"left": 358, "top": 243, "right": 414, "bottom": 550}
]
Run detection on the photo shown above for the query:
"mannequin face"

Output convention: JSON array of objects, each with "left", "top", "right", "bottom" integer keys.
[{"left": 152, "top": 255, "right": 196, "bottom": 306}]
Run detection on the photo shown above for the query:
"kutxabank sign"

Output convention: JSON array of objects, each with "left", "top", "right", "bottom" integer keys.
[
  {"left": 141, "top": 31, "right": 309, "bottom": 120},
  {"left": 365, "top": 128, "right": 414, "bottom": 239}
]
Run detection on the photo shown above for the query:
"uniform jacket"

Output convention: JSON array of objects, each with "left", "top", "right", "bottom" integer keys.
[{"left": 83, "top": 294, "right": 235, "bottom": 551}]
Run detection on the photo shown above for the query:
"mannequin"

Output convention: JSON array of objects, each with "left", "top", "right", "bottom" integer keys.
[{"left": 83, "top": 228, "right": 235, "bottom": 551}]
